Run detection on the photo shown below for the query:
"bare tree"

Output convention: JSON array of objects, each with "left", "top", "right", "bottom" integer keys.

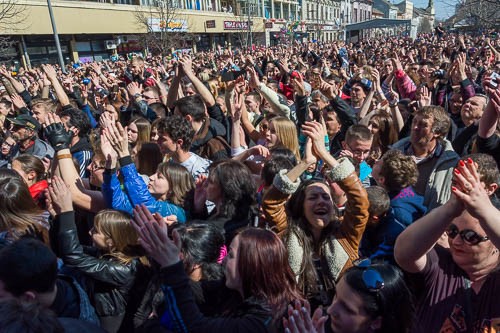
[
  {"left": 418, "top": 17, "right": 433, "bottom": 33},
  {"left": 0, "top": 0, "right": 28, "bottom": 62},
  {"left": 445, "top": 0, "right": 499, "bottom": 30},
  {"left": 134, "top": 0, "right": 191, "bottom": 56}
]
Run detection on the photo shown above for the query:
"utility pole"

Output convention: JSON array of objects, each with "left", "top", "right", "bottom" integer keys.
[
  {"left": 46, "top": 0, "right": 66, "bottom": 73},
  {"left": 247, "top": 0, "right": 253, "bottom": 49}
]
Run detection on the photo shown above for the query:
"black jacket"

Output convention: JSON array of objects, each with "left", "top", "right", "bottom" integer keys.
[
  {"left": 54, "top": 211, "right": 152, "bottom": 333},
  {"left": 159, "top": 261, "right": 275, "bottom": 333}
]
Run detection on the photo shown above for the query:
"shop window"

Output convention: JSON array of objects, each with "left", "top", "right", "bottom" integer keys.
[
  {"left": 27, "top": 46, "right": 46, "bottom": 55},
  {"left": 76, "top": 42, "right": 92, "bottom": 52}
]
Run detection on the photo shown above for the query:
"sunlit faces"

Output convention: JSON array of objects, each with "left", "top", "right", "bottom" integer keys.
[
  {"left": 265, "top": 121, "right": 279, "bottom": 148},
  {"left": 410, "top": 115, "right": 437, "bottom": 149},
  {"left": 345, "top": 139, "right": 372, "bottom": 163},
  {"left": 460, "top": 96, "right": 486, "bottom": 125},
  {"left": 127, "top": 122, "right": 139, "bottom": 145},
  {"left": 303, "top": 183, "right": 335, "bottom": 231},
  {"left": 448, "top": 211, "right": 497, "bottom": 269},
  {"left": 157, "top": 132, "right": 177, "bottom": 155},
  {"left": 327, "top": 278, "right": 381, "bottom": 333},
  {"left": 148, "top": 172, "right": 170, "bottom": 200},
  {"left": 87, "top": 158, "right": 105, "bottom": 187},
  {"left": 323, "top": 110, "right": 341, "bottom": 138}
]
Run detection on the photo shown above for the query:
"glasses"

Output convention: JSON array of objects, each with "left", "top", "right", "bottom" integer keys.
[
  {"left": 446, "top": 224, "right": 489, "bottom": 245},
  {"left": 345, "top": 142, "right": 371, "bottom": 157},
  {"left": 353, "top": 258, "right": 385, "bottom": 292},
  {"left": 1, "top": 141, "right": 14, "bottom": 148}
]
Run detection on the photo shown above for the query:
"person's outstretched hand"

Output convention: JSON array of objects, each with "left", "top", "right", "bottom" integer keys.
[
  {"left": 132, "top": 204, "right": 181, "bottom": 268},
  {"left": 103, "top": 120, "right": 129, "bottom": 158},
  {"left": 48, "top": 176, "right": 73, "bottom": 214},
  {"left": 283, "top": 300, "right": 327, "bottom": 333},
  {"left": 44, "top": 114, "right": 73, "bottom": 152}
]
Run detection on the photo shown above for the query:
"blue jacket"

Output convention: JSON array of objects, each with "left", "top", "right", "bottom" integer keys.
[
  {"left": 389, "top": 186, "right": 427, "bottom": 227},
  {"left": 101, "top": 157, "right": 186, "bottom": 222}
]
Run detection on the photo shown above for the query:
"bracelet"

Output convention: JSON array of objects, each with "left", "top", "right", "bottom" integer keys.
[{"left": 56, "top": 154, "right": 72, "bottom": 160}]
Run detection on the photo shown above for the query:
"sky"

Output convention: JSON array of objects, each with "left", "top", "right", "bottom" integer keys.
[{"left": 396, "top": 0, "right": 459, "bottom": 20}]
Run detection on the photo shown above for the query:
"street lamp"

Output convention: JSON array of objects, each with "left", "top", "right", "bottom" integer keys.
[{"left": 46, "top": 0, "right": 65, "bottom": 72}]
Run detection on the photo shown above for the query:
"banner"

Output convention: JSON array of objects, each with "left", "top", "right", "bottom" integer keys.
[
  {"left": 223, "top": 21, "right": 249, "bottom": 30},
  {"left": 148, "top": 18, "right": 188, "bottom": 32}
]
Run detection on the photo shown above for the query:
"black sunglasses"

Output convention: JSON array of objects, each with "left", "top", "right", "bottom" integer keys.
[
  {"left": 446, "top": 224, "right": 489, "bottom": 245},
  {"left": 353, "top": 258, "right": 385, "bottom": 292}
]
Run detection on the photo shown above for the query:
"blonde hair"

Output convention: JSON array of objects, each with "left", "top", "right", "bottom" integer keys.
[
  {"left": 94, "top": 209, "right": 149, "bottom": 266},
  {"left": 271, "top": 117, "right": 300, "bottom": 160}
]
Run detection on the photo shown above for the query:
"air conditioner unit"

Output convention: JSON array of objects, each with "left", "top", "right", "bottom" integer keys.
[
  {"left": 105, "top": 40, "right": 118, "bottom": 50},
  {"left": 116, "top": 35, "right": 129, "bottom": 44}
]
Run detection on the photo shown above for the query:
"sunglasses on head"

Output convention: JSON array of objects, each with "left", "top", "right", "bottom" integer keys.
[
  {"left": 446, "top": 224, "right": 489, "bottom": 245},
  {"left": 353, "top": 258, "right": 385, "bottom": 292}
]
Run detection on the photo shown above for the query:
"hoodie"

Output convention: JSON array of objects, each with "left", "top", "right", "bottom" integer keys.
[{"left": 191, "top": 118, "right": 230, "bottom": 162}]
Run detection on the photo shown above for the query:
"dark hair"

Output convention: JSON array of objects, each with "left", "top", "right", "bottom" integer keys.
[
  {"left": 461, "top": 153, "right": 499, "bottom": 189},
  {"left": 149, "top": 102, "right": 168, "bottom": 119},
  {"left": 269, "top": 147, "right": 298, "bottom": 167},
  {"left": 0, "top": 99, "right": 12, "bottom": 110},
  {"left": 342, "top": 263, "right": 415, "bottom": 333},
  {"left": 176, "top": 223, "right": 225, "bottom": 280},
  {"left": 346, "top": 124, "right": 373, "bottom": 143},
  {"left": 208, "top": 160, "right": 256, "bottom": 221},
  {"left": 156, "top": 115, "right": 195, "bottom": 151},
  {"left": 0, "top": 299, "right": 63, "bottom": 333},
  {"left": 12, "top": 154, "right": 47, "bottom": 182},
  {"left": 369, "top": 113, "right": 398, "bottom": 157},
  {"left": 59, "top": 108, "right": 91, "bottom": 137},
  {"left": 173, "top": 95, "right": 206, "bottom": 122},
  {"left": 0, "top": 238, "right": 57, "bottom": 296},
  {"left": 136, "top": 142, "right": 163, "bottom": 176},
  {"left": 237, "top": 228, "right": 304, "bottom": 321},
  {"left": 261, "top": 156, "right": 294, "bottom": 187},
  {"left": 366, "top": 186, "right": 390, "bottom": 218}
]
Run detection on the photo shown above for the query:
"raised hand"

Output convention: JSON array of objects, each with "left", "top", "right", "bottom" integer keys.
[
  {"left": 247, "top": 66, "right": 261, "bottom": 90},
  {"left": 132, "top": 204, "right": 181, "bottom": 268},
  {"left": 10, "top": 93, "right": 27, "bottom": 110},
  {"left": 48, "top": 176, "right": 73, "bottom": 214},
  {"left": 301, "top": 121, "right": 328, "bottom": 159},
  {"left": 44, "top": 114, "right": 73, "bottom": 152},
  {"left": 102, "top": 120, "right": 129, "bottom": 158},
  {"left": 283, "top": 300, "right": 327, "bottom": 333}
]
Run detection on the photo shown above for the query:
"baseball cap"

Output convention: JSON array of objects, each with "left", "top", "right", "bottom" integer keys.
[{"left": 8, "top": 114, "right": 41, "bottom": 131}]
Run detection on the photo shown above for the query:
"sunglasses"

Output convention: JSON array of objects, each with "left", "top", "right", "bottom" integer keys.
[
  {"left": 353, "top": 258, "right": 385, "bottom": 292},
  {"left": 446, "top": 224, "right": 489, "bottom": 245}
]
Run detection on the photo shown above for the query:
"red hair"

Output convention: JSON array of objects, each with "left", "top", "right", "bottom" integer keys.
[{"left": 237, "top": 228, "right": 304, "bottom": 320}]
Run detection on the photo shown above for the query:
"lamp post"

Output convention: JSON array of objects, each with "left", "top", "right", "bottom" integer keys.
[{"left": 46, "top": 0, "right": 65, "bottom": 72}]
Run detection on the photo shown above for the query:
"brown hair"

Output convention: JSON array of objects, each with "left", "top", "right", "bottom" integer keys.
[
  {"left": 416, "top": 105, "right": 450, "bottom": 139},
  {"left": 157, "top": 162, "right": 194, "bottom": 209},
  {"left": 237, "top": 228, "right": 304, "bottom": 321},
  {"left": 12, "top": 155, "right": 46, "bottom": 183},
  {"left": 379, "top": 150, "right": 418, "bottom": 192}
]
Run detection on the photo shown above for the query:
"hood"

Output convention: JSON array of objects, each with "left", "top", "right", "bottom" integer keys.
[
  {"left": 191, "top": 118, "right": 227, "bottom": 151},
  {"left": 70, "top": 136, "right": 93, "bottom": 154}
]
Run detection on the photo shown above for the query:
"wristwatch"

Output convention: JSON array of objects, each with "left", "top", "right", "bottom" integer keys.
[{"left": 134, "top": 93, "right": 141, "bottom": 99}]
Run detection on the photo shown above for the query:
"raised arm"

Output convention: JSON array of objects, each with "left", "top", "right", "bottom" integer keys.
[
  {"left": 478, "top": 79, "right": 499, "bottom": 138},
  {"left": 42, "top": 64, "right": 71, "bottom": 107},
  {"left": 179, "top": 55, "right": 216, "bottom": 107}
]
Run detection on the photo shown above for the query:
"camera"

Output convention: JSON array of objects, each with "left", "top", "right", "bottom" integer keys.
[
  {"left": 489, "top": 72, "right": 500, "bottom": 88},
  {"left": 360, "top": 78, "right": 372, "bottom": 90},
  {"left": 432, "top": 69, "right": 446, "bottom": 79}
]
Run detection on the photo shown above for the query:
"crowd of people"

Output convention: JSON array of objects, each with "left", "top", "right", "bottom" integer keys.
[{"left": 0, "top": 28, "right": 499, "bottom": 333}]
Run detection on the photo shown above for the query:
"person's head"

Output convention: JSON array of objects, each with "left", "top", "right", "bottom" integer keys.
[
  {"left": 128, "top": 116, "right": 151, "bottom": 146},
  {"left": 177, "top": 223, "right": 225, "bottom": 281},
  {"left": 142, "top": 86, "right": 160, "bottom": 105},
  {"left": 206, "top": 160, "right": 256, "bottom": 220},
  {"left": 135, "top": 142, "right": 163, "bottom": 176},
  {"left": 287, "top": 179, "right": 338, "bottom": 240},
  {"left": 0, "top": 136, "right": 15, "bottom": 156},
  {"left": 410, "top": 106, "right": 450, "bottom": 151},
  {"left": 87, "top": 136, "right": 106, "bottom": 187},
  {"left": 8, "top": 114, "right": 40, "bottom": 143},
  {"left": 460, "top": 94, "right": 487, "bottom": 127},
  {"left": 350, "top": 82, "right": 368, "bottom": 104},
  {"left": 0, "top": 169, "right": 44, "bottom": 242},
  {"left": 91, "top": 209, "right": 147, "bottom": 264},
  {"left": 459, "top": 154, "right": 499, "bottom": 196},
  {"left": 0, "top": 99, "right": 13, "bottom": 116},
  {"left": 156, "top": 115, "right": 195, "bottom": 155},
  {"left": 149, "top": 162, "right": 194, "bottom": 208},
  {"left": 311, "top": 90, "right": 330, "bottom": 111},
  {"left": 59, "top": 108, "right": 91, "bottom": 140},
  {"left": 368, "top": 113, "right": 398, "bottom": 153},
  {"left": 267, "top": 117, "right": 300, "bottom": 160},
  {"left": 130, "top": 56, "right": 145, "bottom": 76},
  {"left": 244, "top": 92, "right": 261, "bottom": 114},
  {"left": 149, "top": 102, "right": 168, "bottom": 119},
  {"left": 322, "top": 107, "right": 342, "bottom": 138},
  {"left": 449, "top": 92, "right": 463, "bottom": 115},
  {"left": 225, "top": 228, "right": 303, "bottom": 320},
  {"left": 261, "top": 156, "right": 295, "bottom": 187},
  {"left": 30, "top": 98, "right": 56, "bottom": 125},
  {"left": 327, "top": 261, "right": 414, "bottom": 333},
  {"left": 0, "top": 299, "right": 64, "bottom": 333},
  {"left": 0, "top": 238, "right": 57, "bottom": 304},
  {"left": 344, "top": 124, "right": 373, "bottom": 163},
  {"left": 365, "top": 186, "right": 390, "bottom": 226},
  {"left": 372, "top": 150, "right": 418, "bottom": 193},
  {"left": 446, "top": 210, "right": 499, "bottom": 273},
  {"left": 12, "top": 155, "right": 46, "bottom": 188},
  {"left": 173, "top": 95, "right": 206, "bottom": 123}
]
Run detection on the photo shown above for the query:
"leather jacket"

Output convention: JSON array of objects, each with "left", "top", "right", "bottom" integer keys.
[{"left": 54, "top": 211, "right": 152, "bottom": 332}]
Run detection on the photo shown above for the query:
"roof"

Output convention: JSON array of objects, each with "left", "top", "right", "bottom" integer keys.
[
  {"left": 372, "top": 8, "right": 384, "bottom": 14},
  {"left": 345, "top": 18, "right": 411, "bottom": 31}
]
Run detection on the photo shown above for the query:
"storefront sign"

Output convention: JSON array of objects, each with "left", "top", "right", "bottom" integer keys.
[
  {"left": 206, "top": 20, "right": 216, "bottom": 28},
  {"left": 148, "top": 18, "right": 188, "bottom": 32},
  {"left": 223, "top": 21, "right": 249, "bottom": 30},
  {"left": 265, "top": 22, "right": 273, "bottom": 29}
]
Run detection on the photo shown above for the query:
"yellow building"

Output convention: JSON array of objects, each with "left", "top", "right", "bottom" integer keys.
[{"left": 1, "top": 0, "right": 266, "bottom": 66}]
